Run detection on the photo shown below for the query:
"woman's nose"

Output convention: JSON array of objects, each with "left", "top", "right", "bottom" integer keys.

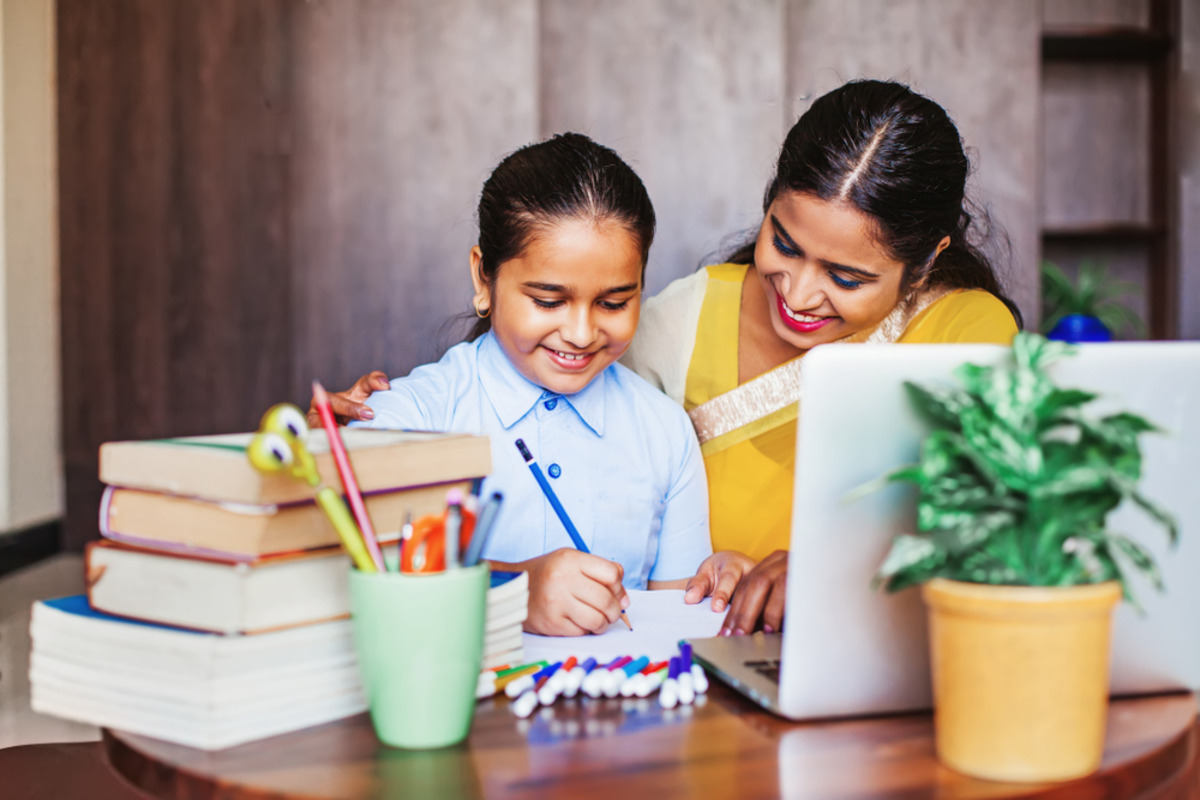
[{"left": 784, "top": 265, "right": 825, "bottom": 312}]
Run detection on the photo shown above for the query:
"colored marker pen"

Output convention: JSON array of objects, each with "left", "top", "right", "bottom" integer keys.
[{"left": 444, "top": 488, "right": 463, "bottom": 569}]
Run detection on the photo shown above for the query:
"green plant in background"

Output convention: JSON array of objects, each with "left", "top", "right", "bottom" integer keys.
[
  {"left": 869, "top": 332, "right": 1176, "bottom": 604},
  {"left": 1040, "top": 259, "right": 1145, "bottom": 339}
]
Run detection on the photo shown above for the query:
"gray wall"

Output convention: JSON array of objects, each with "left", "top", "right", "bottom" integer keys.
[{"left": 295, "top": 0, "right": 1046, "bottom": 391}]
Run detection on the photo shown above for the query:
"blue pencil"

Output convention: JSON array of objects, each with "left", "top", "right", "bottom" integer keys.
[
  {"left": 514, "top": 439, "right": 590, "bottom": 553},
  {"left": 514, "top": 438, "right": 632, "bottom": 630}
]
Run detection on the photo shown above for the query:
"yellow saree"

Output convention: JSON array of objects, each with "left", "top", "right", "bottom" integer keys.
[{"left": 684, "top": 263, "right": 1019, "bottom": 561}]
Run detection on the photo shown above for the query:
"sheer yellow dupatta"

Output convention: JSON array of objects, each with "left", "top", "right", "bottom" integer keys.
[{"left": 684, "top": 263, "right": 956, "bottom": 559}]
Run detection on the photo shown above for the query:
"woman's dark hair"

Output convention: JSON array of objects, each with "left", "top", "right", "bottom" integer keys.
[
  {"left": 726, "top": 79, "right": 1019, "bottom": 323},
  {"left": 466, "top": 132, "right": 656, "bottom": 341}
]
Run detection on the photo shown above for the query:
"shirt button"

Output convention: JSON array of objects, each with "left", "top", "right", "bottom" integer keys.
[
  {"left": 543, "top": 397, "right": 558, "bottom": 411},
  {"left": 548, "top": 463, "right": 562, "bottom": 479}
]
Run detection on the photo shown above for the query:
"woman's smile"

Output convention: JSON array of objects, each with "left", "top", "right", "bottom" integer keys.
[{"left": 774, "top": 291, "right": 836, "bottom": 333}]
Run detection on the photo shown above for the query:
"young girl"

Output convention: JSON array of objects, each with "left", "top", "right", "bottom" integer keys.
[{"left": 348, "top": 133, "right": 712, "bottom": 637}]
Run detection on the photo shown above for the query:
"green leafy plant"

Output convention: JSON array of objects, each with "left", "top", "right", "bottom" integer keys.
[
  {"left": 870, "top": 332, "right": 1176, "bottom": 604},
  {"left": 1041, "top": 259, "right": 1144, "bottom": 337}
]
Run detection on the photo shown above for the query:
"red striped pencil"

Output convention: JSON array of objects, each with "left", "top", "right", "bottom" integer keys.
[{"left": 312, "top": 381, "right": 385, "bottom": 571}]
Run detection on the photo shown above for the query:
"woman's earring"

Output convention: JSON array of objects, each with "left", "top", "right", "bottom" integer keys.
[{"left": 474, "top": 300, "right": 491, "bottom": 319}]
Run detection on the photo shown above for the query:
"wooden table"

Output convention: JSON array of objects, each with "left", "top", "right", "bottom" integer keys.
[{"left": 105, "top": 686, "right": 1199, "bottom": 799}]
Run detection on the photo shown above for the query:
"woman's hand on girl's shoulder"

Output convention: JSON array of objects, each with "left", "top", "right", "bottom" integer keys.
[
  {"left": 719, "top": 550, "right": 788, "bottom": 637},
  {"left": 682, "top": 550, "right": 756, "bottom": 612},
  {"left": 306, "top": 371, "right": 390, "bottom": 428},
  {"left": 521, "top": 549, "right": 629, "bottom": 637}
]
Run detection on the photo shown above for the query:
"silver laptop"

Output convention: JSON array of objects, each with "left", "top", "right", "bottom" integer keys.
[{"left": 688, "top": 341, "right": 1200, "bottom": 720}]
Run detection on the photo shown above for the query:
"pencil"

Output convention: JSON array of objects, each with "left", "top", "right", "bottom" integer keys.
[
  {"left": 514, "top": 439, "right": 633, "bottom": 631},
  {"left": 312, "top": 381, "right": 386, "bottom": 572}
]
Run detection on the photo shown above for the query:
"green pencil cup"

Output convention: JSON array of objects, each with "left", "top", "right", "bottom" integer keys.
[{"left": 349, "top": 564, "right": 489, "bottom": 749}]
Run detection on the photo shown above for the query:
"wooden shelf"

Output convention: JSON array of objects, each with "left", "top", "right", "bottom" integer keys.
[
  {"left": 1042, "top": 223, "right": 1166, "bottom": 245},
  {"left": 1042, "top": 28, "right": 1172, "bottom": 61}
]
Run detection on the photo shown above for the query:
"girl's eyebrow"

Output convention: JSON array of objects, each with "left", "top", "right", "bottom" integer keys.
[
  {"left": 770, "top": 214, "right": 881, "bottom": 280},
  {"left": 522, "top": 281, "right": 640, "bottom": 294}
]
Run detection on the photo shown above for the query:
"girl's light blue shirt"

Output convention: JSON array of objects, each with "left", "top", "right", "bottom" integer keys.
[{"left": 351, "top": 332, "right": 711, "bottom": 588}]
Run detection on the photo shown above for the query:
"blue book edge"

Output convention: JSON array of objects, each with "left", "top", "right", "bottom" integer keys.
[{"left": 41, "top": 595, "right": 216, "bottom": 636}]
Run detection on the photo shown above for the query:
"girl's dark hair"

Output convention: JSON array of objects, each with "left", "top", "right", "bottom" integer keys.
[
  {"left": 726, "top": 79, "right": 1020, "bottom": 323},
  {"left": 467, "top": 132, "right": 656, "bottom": 340}
]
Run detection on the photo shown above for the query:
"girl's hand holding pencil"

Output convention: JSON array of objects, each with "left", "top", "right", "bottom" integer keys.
[
  {"left": 525, "top": 549, "right": 628, "bottom": 637},
  {"left": 492, "top": 548, "right": 628, "bottom": 637}
]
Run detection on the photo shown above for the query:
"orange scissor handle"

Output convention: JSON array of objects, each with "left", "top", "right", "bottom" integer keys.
[{"left": 400, "top": 508, "right": 476, "bottom": 573}]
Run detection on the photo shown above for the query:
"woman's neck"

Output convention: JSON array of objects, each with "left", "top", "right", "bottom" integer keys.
[{"left": 737, "top": 264, "right": 805, "bottom": 385}]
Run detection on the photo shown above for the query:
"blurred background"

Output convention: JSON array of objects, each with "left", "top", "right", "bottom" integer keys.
[{"left": 1, "top": 0, "right": 1197, "bottom": 556}]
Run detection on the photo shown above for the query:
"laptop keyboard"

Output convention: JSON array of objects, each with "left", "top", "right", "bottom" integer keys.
[{"left": 744, "top": 658, "right": 782, "bottom": 684}]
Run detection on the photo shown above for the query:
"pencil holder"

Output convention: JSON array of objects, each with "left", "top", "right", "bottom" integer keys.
[{"left": 349, "top": 564, "right": 489, "bottom": 749}]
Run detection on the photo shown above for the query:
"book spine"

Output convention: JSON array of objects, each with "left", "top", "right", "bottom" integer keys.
[{"left": 97, "top": 485, "right": 116, "bottom": 538}]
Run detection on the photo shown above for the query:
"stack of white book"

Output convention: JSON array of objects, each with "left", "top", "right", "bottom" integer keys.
[
  {"left": 30, "top": 571, "right": 528, "bottom": 751},
  {"left": 483, "top": 570, "right": 528, "bottom": 669}
]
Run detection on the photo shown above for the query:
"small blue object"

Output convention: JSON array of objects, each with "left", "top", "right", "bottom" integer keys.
[
  {"left": 623, "top": 656, "right": 650, "bottom": 677},
  {"left": 548, "top": 463, "right": 562, "bottom": 479},
  {"left": 543, "top": 397, "right": 558, "bottom": 411},
  {"left": 580, "top": 657, "right": 598, "bottom": 675},
  {"left": 679, "top": 642, "right": 693, "bottom": 670},
  {"left": 1047, "top": 313, "right": 1112, "bottom": 343}
]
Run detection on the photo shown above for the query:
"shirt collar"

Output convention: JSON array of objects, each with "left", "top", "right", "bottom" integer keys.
[{"left": 477, "top": 333, "right": 607, "bottom": 436}]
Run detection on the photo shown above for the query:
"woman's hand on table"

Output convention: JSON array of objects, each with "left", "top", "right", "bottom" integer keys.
[
  {"left": 682, "top": 550, "right": 756, "bottom": 612},
  {"left": 306, "top": 371, "right": 390, "bottom": 428},
  {"left": 718, "top": 549, "right": 788, "bottom": 636}
]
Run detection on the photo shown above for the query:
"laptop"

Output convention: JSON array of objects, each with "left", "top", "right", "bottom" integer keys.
[{"left": 688, "top": 341, "right": 1200, "bottom": 720}]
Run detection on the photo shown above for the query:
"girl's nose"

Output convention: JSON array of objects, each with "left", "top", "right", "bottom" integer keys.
[{"left": 561, "top": 305, "right": 597, "bottom": 348}]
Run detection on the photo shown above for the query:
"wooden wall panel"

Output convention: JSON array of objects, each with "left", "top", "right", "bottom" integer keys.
[
  {"left": 1043, "top": 0, "right": 1151, "bottom": 29},
  {"left": 288, "top": 0, "right": 538, "bottom": 396},
  {"left": 785, "top": 0, "right": 1042, "bottom": 325},
  {"left": 1178, "top": 0, "right": 1200, "bottom": 339},
  {"left": 58, "top": 1, "right": 294, "bottom": 547},
  {"left": 57, "top": 0, "right": 1057, "bottom": 548},
  {"left": 1042, "top": 63, "right": 1151, "bottom": 227},
  {"left": 540, "top": 0, "right": 785, "bottom": 296}
]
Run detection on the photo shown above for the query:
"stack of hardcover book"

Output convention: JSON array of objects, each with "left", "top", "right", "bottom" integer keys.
[{"left": 28, "top": 428, "right": 527, "bottom": 750}]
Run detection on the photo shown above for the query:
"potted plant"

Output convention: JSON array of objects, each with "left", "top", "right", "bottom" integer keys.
[
  {"left": 869, "top": 332, "right": 1177, "bottom": 782},
  {"left": 1041, "top": 259, "right": 1144, "bottom": 343}
]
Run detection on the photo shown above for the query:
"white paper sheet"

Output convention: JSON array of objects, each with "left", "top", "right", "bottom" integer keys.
[{"left": 521, "top": 590, "right": 726, "bottom": 664}]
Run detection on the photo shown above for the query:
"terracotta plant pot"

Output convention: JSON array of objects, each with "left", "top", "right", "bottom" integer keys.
[{"left": 921, "top": 578, "right": 1122, "bottom": 782}]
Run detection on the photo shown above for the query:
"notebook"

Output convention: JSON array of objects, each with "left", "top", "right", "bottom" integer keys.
[{"left": 688, "top": 341, "right": 1200, "bottom": 720}]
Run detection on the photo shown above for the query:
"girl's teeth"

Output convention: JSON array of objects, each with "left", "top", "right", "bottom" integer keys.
[{"left": 556, "top": 350, "right": 585, "bottom": 360}]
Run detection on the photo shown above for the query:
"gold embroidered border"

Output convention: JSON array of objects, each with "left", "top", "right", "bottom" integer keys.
[{"left": 687, "top": 287, "right": 951, "bottom": 447}]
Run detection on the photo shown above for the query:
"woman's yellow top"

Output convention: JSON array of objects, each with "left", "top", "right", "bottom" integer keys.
[{"left": 685, "top": 263, "right": 1018, "bottom": 561}]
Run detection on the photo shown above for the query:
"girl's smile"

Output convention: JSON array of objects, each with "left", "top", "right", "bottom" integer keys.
[{"left": 472, "top": 217, "right": 643, "bottom": 396}]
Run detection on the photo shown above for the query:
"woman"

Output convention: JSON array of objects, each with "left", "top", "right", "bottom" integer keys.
[{"left": 315, "top": 79, "right": 1019, "bottom": 635}]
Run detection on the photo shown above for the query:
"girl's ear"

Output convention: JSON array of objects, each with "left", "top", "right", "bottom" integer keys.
[{"left": 469, "top": 246, "right": 491, "bottom": 315}]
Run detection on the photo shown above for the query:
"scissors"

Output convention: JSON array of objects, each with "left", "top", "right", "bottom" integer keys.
[
  {"left": 245, "top": 403, "right": 377, "bottom": 572},
  {"left": 402, "top": 506, "right": 476, "bottom": 573}
]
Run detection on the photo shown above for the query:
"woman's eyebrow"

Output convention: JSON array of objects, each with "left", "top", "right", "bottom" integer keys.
[{"left": 771, "top": 214, "right": 881, "bottom": 280}]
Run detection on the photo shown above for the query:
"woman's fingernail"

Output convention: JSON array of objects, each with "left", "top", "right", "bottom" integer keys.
[
  {"left": 713, "top": 599, "right": 725, "bottom": 612},
  {"left": 719, "top": 627, "right": 731, "bottom": 637},
  {"left": 763, "top": 625, "right": 774, "bottom": 634},
  {"left": 360, "top": 408, "right": 374, "bottom": 420},
  {"left": 733, "top": 628, "right": 745, "bottom": 636}
]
